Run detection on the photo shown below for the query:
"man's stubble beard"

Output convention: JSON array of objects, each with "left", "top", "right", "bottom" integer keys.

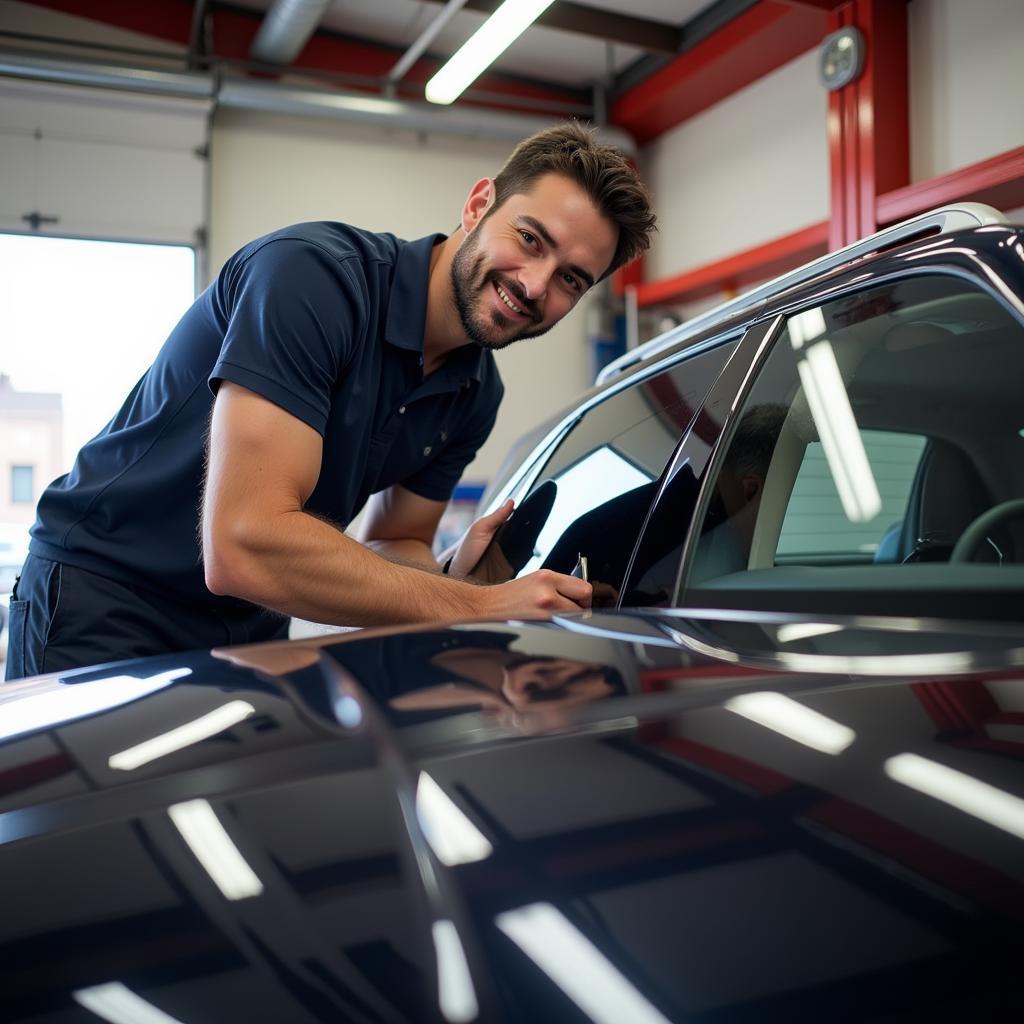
[{"left": 449, "top": 229, "right": 552, "bottom": 352}]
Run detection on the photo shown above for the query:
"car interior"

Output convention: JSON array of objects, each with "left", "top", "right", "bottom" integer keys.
[{"left": 683, "top": 276, "right": 1024, "bottom": 618}]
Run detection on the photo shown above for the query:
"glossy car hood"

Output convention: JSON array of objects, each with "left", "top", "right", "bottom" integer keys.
[{"left": 2, "top": 610, "right": 1023, "bottom": 1021}]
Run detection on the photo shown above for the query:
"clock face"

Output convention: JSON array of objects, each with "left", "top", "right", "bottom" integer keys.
[{"left": 820, "top": 27, "right": 865, "bottom": 92}]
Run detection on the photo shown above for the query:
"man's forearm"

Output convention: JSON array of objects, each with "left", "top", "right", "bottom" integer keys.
[
  {"left": 361, "top": 537, "right": 440, "bottom": 571},
  {"left": 205, "top": 509, "right": 478, "bottom": 626}
]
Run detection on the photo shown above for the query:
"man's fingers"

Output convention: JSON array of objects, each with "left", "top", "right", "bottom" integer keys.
[
  {"left": 541, "top": 569, "right": 592, "bottom": 609},
  {"left": 481, "top": 569, "right": 592, "bottom": 618},
  {"left": 476, "top": 498, "right": 514, "bottom": 532}
]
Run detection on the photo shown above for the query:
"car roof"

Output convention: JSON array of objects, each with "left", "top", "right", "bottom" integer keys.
[{"left": 597, "top": 202, "right": 1009, "bottom": 385}]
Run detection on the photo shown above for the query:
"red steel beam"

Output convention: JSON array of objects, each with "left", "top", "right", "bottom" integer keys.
[
  {"left": 827, "top": 0, "right": 909, "bottom": 249},
  {"left": 611, "top": 1, "right": 829, "bottom": 146},
  {"left": 877, "top": 145, "right": 1024, "bottom": 226},
  {"left": 621, "top": 220, "right": 828, "bottom": 307}
]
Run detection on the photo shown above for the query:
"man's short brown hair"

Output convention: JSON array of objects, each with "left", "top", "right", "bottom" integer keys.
[{"left": 492, "top": 121, "right": 656, "bottom": 280}]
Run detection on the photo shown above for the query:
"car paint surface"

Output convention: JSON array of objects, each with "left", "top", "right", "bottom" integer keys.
[{"left": 2, "top": 609, "right": 1023, "bottom": 1022}]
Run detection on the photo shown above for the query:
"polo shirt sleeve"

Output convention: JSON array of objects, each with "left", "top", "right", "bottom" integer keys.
[
  {"left": 402, "top": 376, "right": 505, "bottom": 503},
  {"left": 209, "top": 238, "right": 364, "bottom": 436}
]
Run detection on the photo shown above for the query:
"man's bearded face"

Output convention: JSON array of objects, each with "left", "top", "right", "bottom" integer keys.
[{"left": 449, "top": 220, "right": 549, "bottom": 352}]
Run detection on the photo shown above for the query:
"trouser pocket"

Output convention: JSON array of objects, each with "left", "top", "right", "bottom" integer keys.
[{"left": 5, "top": 599, "right": 29, "bottom": 680}]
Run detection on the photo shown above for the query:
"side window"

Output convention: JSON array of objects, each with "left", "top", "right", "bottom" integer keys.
[
  {"left": 776, "top": 430, "right": 927, "bottom": 563},
  {"left": 677, "top": 275, "right": 1024, "bottom": 611},
  {"left": 479, "top": 337, "right": 738, "bottom": 600}
]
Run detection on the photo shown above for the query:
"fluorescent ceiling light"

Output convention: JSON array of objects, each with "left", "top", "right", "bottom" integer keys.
[
  {"left": 795, "top": 338, "right": 882, "bottom": 523},
  {"left": 725, "top": 691, "right": 856, "bottom": 754},
  {"left": 168, "top": 798, "right": 264, "bottom": 900},
  {"left": 432, "top": 919, "right": 479, "bottom": 1023},
  {"left": 425, "top": 0, "right": 556, "bottom": 105},
  {"left": 885, "top": 753, "right": 1024, "bottom": 840},
  {"left": 416, "top": 771, "right": 493, "bottom": 866},
  {"left": 775, "top": 622, "right": 845, "bottom": 644},
  {"left": 496, "top": 902, "right": 671, "bottom": 1024},
  {"left": 108, "top": 699, "right": 255, "bottom": 771},
  {"left": 73, "top": 982, "right": 182, "bottom": 1024},
  {"left": 0, "top": 668, "right": 189, "bottom": 742}
]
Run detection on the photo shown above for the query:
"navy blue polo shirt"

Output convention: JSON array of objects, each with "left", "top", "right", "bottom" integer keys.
[{"left": 30, "top": 223, "right": 503, "bottom": 609}]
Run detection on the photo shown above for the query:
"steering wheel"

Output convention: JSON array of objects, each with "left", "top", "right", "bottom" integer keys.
[{"left": 949, "top": 499, "right": 1024, "bottom": 562}]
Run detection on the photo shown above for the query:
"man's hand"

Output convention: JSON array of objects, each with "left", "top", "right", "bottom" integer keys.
[
  {"left": 477, "top": 569, "right": 592, "bottom": 618},
  {"left": 448, "top": 499, "right": 515, "bottom": 581}
]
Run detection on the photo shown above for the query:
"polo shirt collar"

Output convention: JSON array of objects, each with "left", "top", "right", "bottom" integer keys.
[{"left": 384, "top": 232, "right": 487, "bottom": 383}]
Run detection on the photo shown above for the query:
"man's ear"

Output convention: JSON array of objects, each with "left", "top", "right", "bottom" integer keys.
[{"left": 461, "top": 178, "right": 495, "bottom": 235}]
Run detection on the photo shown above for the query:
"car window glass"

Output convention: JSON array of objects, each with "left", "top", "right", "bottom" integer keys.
[
  {"left": 477, "top": 338, "right": 738, "bottom": 600},
  {"left": 676, "top": 275, "right": 1024, "bottom": 613},
  {"left": 776, "top": 430, "right": 927, "bottom": 562}
]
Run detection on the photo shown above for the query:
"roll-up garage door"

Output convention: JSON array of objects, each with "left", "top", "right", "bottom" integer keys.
[{"left": 0, "top": 76, "right": 208, "bottom": 257}]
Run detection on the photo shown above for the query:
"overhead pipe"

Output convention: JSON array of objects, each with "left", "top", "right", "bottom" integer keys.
[
  {"left": 386, "top": 0, "right": 470, "bottom": 88},
  {"left": 0, "top": 49, "right": 636, "bottom": 152},
  {"left": 250, "top": 0, "right": 332, "bottom": 65}
]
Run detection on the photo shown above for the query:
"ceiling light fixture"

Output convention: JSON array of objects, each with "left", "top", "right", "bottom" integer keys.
[{"left": 425, "top": 0, "right": 556, "bottom": 105}]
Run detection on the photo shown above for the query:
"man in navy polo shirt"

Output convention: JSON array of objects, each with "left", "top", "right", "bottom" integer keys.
[{"left": 7, "top": 122, "right": 655, "bottom": 678}]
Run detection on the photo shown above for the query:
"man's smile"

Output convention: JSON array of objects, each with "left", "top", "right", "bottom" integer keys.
[{"left": 493, "top": 280, "right": 532, "bottom": 320}]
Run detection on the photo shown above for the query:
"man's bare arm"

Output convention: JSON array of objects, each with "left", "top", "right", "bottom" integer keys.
[
  {"left": 357, "top": 485, "right": 446, "bottom": 570},
  {"left": 201, "top": 383, "right": 590, "bottom": 625}
]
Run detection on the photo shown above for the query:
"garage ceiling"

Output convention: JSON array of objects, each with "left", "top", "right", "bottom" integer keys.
[
  {"left": 2, "top": 1, "right": 836, "bottom": 144},
  {"left": 228, "top": 0, "right": 719, "bottom": 90}
]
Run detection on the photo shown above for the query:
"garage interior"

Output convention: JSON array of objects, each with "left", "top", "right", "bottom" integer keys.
[
  {"left": 1, "top": 3, "right": 1024, "bottom": 1021},
  {"left": 0, "top": 0, "right": 1023, "bottom": 658}
]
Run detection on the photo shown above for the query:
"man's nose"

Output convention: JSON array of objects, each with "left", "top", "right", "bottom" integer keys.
[{"left": 517, "top": 261, "right": 553, "bottom": 302}]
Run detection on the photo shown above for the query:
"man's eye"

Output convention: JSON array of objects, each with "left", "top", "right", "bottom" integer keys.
[
  {"left": 519, "top": 230, "right": 537, "bottom": 247},
  {"left": 563, "top": 273, "right": 581, "bottom": 291}
]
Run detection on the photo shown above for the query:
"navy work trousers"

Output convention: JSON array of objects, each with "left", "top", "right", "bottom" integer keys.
[{"left": 5, "top": 554, "right": 289, "bottom": 680}]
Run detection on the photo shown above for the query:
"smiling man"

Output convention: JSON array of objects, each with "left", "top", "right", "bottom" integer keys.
[{"left": 7, "top": 121, "right": 656, "bottom": 678}]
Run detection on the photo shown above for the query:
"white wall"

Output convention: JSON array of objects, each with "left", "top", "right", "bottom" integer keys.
[
  {"left": 908, "top": 0, "right": 1024, "bottom": 182},
  {"left": 642, "top": 48, "right": 829, "bottom": 283},
  {"left": 642, "top": 0, "right": 1024, "bottom": 297}
]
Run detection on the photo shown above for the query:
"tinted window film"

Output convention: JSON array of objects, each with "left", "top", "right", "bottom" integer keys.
[
  {"left": 677, "top": 275, "right": 1024, "bottom": 617},
  {"left": 474, "top": 338, "right": 738, "bottom": 600}
]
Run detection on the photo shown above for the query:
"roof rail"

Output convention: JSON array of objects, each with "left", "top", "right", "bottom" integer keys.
[{"left": 596, "top": 202, "right": 1007, "bottom": 385}]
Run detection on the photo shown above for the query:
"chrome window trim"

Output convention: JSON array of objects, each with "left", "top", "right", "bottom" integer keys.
[{"left": 597, "top": 203, "right": 1008, "bottom": 385}]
